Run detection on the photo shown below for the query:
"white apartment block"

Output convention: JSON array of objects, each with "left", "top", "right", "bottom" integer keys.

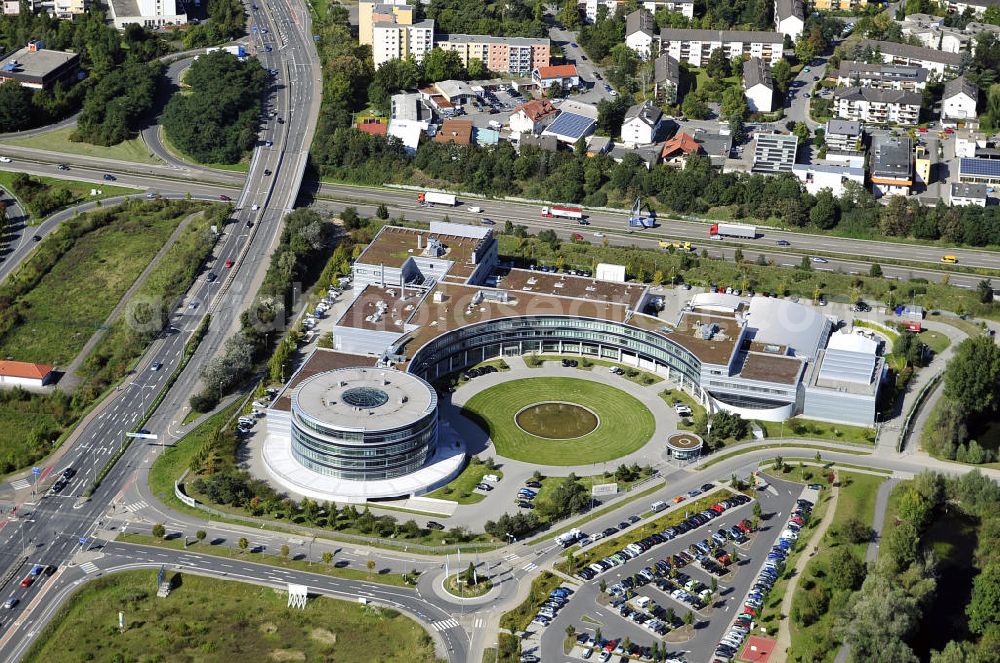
[
  {"left": 834, "top": 87, "right": 921, "bottom": 126},
  {"left": 942, "top": 76, "right": 979, "bottom": 120},
  {"left": 372, "top": 20, "right": 434, "bottom": 68},
  {"left": 834, "top": 61, "right": 928, "bottom": 91},
  {"left": 936, "top": 0, "right": 1000, "bottom": 15},
  {"left": 774, "top": 0, "right": 805, "bottom": 42},
  {"left": 584, "top": 0, "right": 621, "bottom": 23},
  {"left": 792, "top": 162, "right": 866, "bottom": 196},
  {"left": 625, "top": 9, "right": 656, "bottom": 60},
  {"left": 641, "top": 0, "right": 694, "bottom": 18},
  {"left": 856, "top": 39, "right": 962, "bottom": 76},
  {"left": 108, "top": 0, "right": 185, "bottom": 28},
  {"left": 659, "top": 29, "right": 784, "bottom": 67}
]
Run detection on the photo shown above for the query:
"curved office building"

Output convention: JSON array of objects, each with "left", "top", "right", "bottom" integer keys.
[
  {"left": 264, "top": 365, "right": 464, "bottom": 503},
  {"left": 290, "top": 367, "right": 438, "bottom": 481}
]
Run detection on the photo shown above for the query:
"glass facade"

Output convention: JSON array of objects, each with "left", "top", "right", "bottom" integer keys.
[
  {"left": 290, "top": 404, "right": 438, "bottom": 481},
  {"left": 407, "top": 315, "right": 703, "bottom": 386}
]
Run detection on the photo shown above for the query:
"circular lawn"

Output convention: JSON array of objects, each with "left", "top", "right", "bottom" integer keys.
[{"left": 460, "top": 377, "right": 655, "bottom": 465}]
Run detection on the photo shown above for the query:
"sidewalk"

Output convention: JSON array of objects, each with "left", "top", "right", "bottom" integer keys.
[{"left": 772, "top": 477, "right": 839, "bottom": 658}]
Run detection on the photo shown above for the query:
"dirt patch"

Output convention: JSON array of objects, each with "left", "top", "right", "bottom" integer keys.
[
  {"left": 269, "top": 650, "right": 306, "bottom": 661},
  {"left": 310, "top": 627, "right": 338, "bottom": 645},
  {"left": 259, "top": 622, "right": 278, "bottom": 634}
]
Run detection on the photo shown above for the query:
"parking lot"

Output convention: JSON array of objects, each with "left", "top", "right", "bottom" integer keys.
[{"left": 537, "top": 476, "right": 806, "bottom": 663}]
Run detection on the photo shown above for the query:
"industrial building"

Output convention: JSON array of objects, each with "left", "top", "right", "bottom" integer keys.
[{"left": 0, "top": 41, "right": 79, "bottom": 91}]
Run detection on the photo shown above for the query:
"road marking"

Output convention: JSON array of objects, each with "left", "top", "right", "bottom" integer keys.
[
  {"left": 9, "top": 479, "right": 29, "bottom": 490},
  {"left": 522, "top": 563, "right": 538, "bottom": 572},
  {"left": 503, "top": 553, "right": 519, "bottom": 562},
  {"left": 432, "top": 618, "right": 460, "bottom": 631},
  {"left": 79, "top": 562, "right": 99, "bottom": 574},
  {"left": 122, "top": 501, "right": 149, "bottom": 513},
  {"left": 474, "top": 617, "right": 485, "bottom": 628}
]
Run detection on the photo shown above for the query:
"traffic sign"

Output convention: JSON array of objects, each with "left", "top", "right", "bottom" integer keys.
[
  {"left": 78, "top": 537, "right": 87, "bottom": 545},
  {"left": 32, "top": 467, "right": 40, "bottom": 475}
]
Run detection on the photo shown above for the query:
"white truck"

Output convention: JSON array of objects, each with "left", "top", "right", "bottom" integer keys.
[
  {"left": 709, "top": 222, "right": 756, "bottom": 239},
  {"left": 541, "top": 205, "right": 584, "bottom": 220},
  {"left": 555, "top": 528, "right": 582, "bottom": 548},
  {"left": 418, "top": 191, "right": 457, "bottom": 206},
  {"left": 466, "top": 206, "right": 483, "bottom": 213}
]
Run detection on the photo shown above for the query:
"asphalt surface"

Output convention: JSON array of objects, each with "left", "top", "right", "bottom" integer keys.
[
  {"left": 0, "top": 0, "right": 322, "bottom": 657},
  {"left": 537, "top": 478, "right": 801, "bottom": 663}
]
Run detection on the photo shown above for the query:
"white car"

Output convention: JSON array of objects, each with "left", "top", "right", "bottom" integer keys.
[
  {"left": 251, "top": 204, "right": 260, "bottom": 211},
  {"left": 0, "top": 156, "right": 11, "bottom": 163},
  {"left": 594, "top": 232, "right": 605, "bottom": 238},
  {"left": 674, "top": 403, "right": 692, "bottom": 416}
]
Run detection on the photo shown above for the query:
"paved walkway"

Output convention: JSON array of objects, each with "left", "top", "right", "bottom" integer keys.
[
  {"left": 773, "top": 473, "right": 841, "bottom": 658},
  {"left": 58, "top": 211, "right": 204, "bottom": 392}
]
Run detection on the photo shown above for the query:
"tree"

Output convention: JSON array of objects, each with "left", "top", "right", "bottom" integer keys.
[
  {"left": 829, "top": 548, "right": 866, "bottom": 591},
  {"left": 422, "top": 48, "right": 466, "bottom": 83},
  {"left": 979, "top": 278, "right": 994, "bottom": 304},
  {"left": 842, "top": 572, "right": 921, "bottom": 663},
  {"left": 238, "top": 537, "right": 249, "bottom": 553},
  {"left": 882, "top": 522, "right": 920, "bottom": 573},
  {"left": 599, "top": 578, "right": 608, "bottom": 593},
  {"left": 706, "top": 48, "right": 729, "bottom": 79},
  {"left": 0, "top": 80, "right": 37, "bottom": 132},
  {"left": 566, "top": 624, "right": 577, "bottom": 638},
  {"left": 869, "top": 263, "right": 883, "bottom": 277},
  {"left": 720, "top": 87, "right": 748, "bottom": 122},
  {"left": 800, "top": 255, "right": 813, "bottom": 270},
  {"left": 152, "top": 523, "right": 166, "bottom": 538},
  {"left": 375, "top": 203, "right": 389, "bottom": 219},
  {"left": 681, "top": 94, "right": 709, "bottom": 119},
  {"left": 596, "top": 95, "right": 631, "bottom": 137},
  {"left": 367, "top": 559, "right": 376, "bottom": 578},
  {"left": 341, "top": 206, "right": 362, "bottom": 229},
  {"left": 944, "top": 336, "right": 1000, "bottom": 416},
  {"left": 195, "top": 530, "right": 207, "bottom": 543},
  {"left": 969, "top": 564, "right": 1000, "bottom": 635},
  {"left": 771, "top": 59, "right": 794, "bottom": 93},
  {"left": 684, "top": 610, "right": 694, "bottom": 627},
  {"left": 279, "top": 544, "right": 290, "bottom": 559},
  {"left": 322, "top": 551, "right": 333, "bottom": 565}
]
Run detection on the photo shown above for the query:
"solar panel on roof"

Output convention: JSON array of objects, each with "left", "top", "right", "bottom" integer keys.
[
  {"left": 960, "top": 158, "right": 1000, "bottom": 177},
  {"left": 543, "top": 112, "right": 595, "bottom": 140}
]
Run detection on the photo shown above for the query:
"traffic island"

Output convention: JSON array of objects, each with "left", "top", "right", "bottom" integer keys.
[{"left": 443, "top": 570, "right": 493, "bottom": 599}]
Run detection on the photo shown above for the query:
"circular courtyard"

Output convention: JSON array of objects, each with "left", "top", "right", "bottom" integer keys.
[{"left": 460, "top": 377, "right": 656, "bottom": 465}]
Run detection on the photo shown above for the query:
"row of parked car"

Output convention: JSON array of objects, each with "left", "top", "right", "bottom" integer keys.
[
  {"left": 572, "top": 632, "right": 683, "bottom": 663},
  {"left": 529, "top": 585, "right": 573, "bottom": 628},
  {"left": 574, "top": 494, "right": 752, "bottom": 582},
  {"left": 713, "top": 497, "right": 814, "bottom": 662}
]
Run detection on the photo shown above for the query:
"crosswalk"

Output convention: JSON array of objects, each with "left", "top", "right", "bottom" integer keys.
[
  {"left": 473, "top": 617, "right": 485, "bottom": 629},
  {"left": 9, "top": 479, "right": 29, "bottom": 490},
  {"left": 122, "top": 501, "right": 149, "bottom": 513},
  {"left": 522, "top": 562, "right": 538, "bottom": 572},
  {"left": 432, "top": 618, "right": 460, "bottom": 631},
  {"left": 503, "top": 553, "right": 519, "bottom": 562},
  {"left": 79, "top": 562, "right": 99, "bottom": 574}
]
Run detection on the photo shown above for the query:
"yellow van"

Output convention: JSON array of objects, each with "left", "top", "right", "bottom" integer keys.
[{"left": 940, "top": 255, "right": 958, "bottom": 264}]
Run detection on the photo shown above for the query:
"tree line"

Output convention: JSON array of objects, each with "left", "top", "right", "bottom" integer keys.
[{"left": 0, "top": 9, "right": 168, "bottom": 141}]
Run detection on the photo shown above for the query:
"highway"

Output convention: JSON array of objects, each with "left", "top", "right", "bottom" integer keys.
[{"left": 0, "top": 0, "right": 323, "bottom": 657}]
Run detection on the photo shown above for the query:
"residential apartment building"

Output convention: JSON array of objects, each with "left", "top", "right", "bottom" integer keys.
[
  {"left": 584, "top": 0, "right": 621, "bottom": 22},
  {"left": 936, "top": 0, "right": 1000, "bottom": 16},
  {"left": 641, "top": 0, "right": 694, "bottom": 18},
  {"left": 621, "top": 101, "right": 667, "bottom": 147},
  {"left": 951, "top": 182, "right": 988, "bottom": 206},
  {"left": 625, "top": 9, "right": 656, "bottom": 60},
  {"left": 659, "top": 29, "right": 784, "bottom": 67},
  {"left": 774, "top": 0, "right": 805, "bottom": 42},
  {"left": 653, "top": 52, "right": 680, "bottom": 104},
  {"left": 434, "top": 34, "right": 550, "bottom": 75},
  {"left": 3, "top": 0, "right": 86, "bottom": 17},
  {"left": 108, "top": 0, "right": 184, "bottom": 27},
  {"left": 834, "top": 61, "right": 928, "bottom": 91},
  {"left": 792, "top": 162, "right": 866, "bottom": 196},
  {"left": 870, "top": 135, "right": 913, "bottom": 197},
  {"left": 742, "top": 56, "right": 774, "bottom": 113},
  {"left": 372, "top": 20, "right": 435, "bottom": 67},
  {"left": 532, "top": 64, "right": 579, "bottom": 89},
  {"left": 812, "top": 0, "right": 867, "bottom": 10},
  {"left": 856, "top": 39, "right": 963, "bottom": 76},
  {"left": 508, "top": 98, "right": 557, "bottom": 135},
  {"left": 942, "top": 76, "right": 978, "bottom": 121},
  {"left": 360, "top": 0, "right": 414, "bottom": 46},
  {"left": 834, "top": 87, "right": 921, "bottom": 125},
  {"left": 824, "top": 119, "right": 864, "bottom": 154}
]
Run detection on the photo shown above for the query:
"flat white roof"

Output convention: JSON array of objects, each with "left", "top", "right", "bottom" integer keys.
[
  {"left": 292, "top": 367, "right": 435, "bottom": 431},
  {"left": 745, "top": 297, "right": 830, "bottom": 359}
]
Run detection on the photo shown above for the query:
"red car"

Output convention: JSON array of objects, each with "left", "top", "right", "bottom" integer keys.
[
  {"left": 943, "top": 127, "right": 954, "bottom": 134},
  {"left": 917, "top": 127, "right": 928, "bottom": 133},
  {"left": 20, "top": 575, "right": 34, "bottom": 588},
  {"left": 219, "top": 194, "right": 232, "bottom": 201},
  {"left": 225, "top": 259, "right": 234, "bottom": 268}
]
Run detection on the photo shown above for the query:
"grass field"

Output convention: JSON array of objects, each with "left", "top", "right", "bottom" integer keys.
[
  {"left": 22, "top": 571, "right": 437, "bottom": 663},
  {"left": 0, "top": 208, "right": 180, "bottom": 364},
  {"left": 2, "top": 126, "right": 162, "bottom": 165},
  {"left": 460, "top": 377, "right": 656, "bottom": 465},
  {"left": 425, "top": 457, "right": 501, "bottom": 504},
  {"left": 919, "top": 329, "right": 951, "bottom": 354},
  {"left": 756, "top": 417, "right": 876, "bottom": 445}
]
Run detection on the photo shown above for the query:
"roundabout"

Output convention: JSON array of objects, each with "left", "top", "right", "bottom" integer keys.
[{"left": 459, "top": 377, "right": 657, "bottom": 465}]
